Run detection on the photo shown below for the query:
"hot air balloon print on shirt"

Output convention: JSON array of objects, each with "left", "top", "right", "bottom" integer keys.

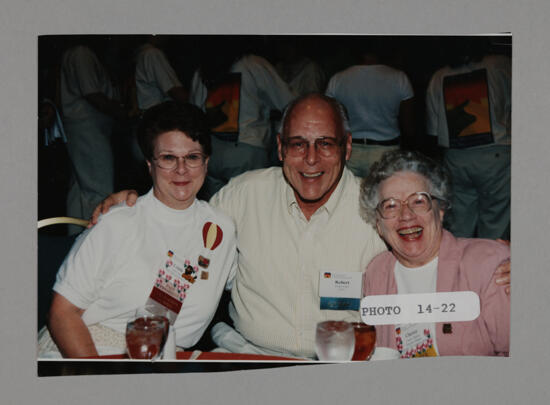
[{"left": 198, "top": 222, "right": 224, "bottom": 270}]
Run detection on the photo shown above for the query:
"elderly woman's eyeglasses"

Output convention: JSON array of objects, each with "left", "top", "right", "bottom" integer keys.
[
  {"left": 153, "top": 153, "right": 206, "bottom": 170},
  {"left": 282, "top": 137, "right": 343, "bottom": 158},
  {"left": 377, "top": 192, "right": 443, "bottom": 219}
]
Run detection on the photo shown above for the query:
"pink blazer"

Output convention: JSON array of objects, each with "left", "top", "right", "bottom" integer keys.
[{"left": 363, "top": 230, "right": 510, "bottom": 357}]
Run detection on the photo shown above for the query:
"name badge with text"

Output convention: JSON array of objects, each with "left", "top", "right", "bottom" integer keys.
[{"left": 319, "top": 271, "right": 362, "bottom": 311}]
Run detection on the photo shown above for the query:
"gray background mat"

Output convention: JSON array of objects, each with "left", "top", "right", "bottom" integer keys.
[{"left": 2, "top": 0, "right": 549, "bottom": 403}]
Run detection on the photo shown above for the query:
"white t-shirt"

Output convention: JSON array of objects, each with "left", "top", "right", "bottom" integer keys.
[
  {"left": 209, "top": 167, "right": 387, "bottom": 358},
  {"left": 53, "top": 190, "right": 237, "bottom": 350},
  {"left": 135, "top": 43, "right": 183, "bottom": 110},
  {"left": 394, "top": 258, "right": 439, "bottom": 358},
  {"left": 425, "top": 54, "right": 511, "bottom": 148},
  {"left": 60, "top": 45, "right": 115, "bottom": 122},
  {"left": 189, "top": 54, "right": 295, "bottom": 149},
  {"left": 326, "top": 65, "right": 414, "bottom": 141}
]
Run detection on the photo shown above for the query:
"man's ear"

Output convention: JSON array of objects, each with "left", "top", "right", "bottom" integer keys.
[
  {"left": 344, "top": 132, "right": 352, "bottom": 161},
  {"left": 277, "top": 134, "right": 284, "bottom": 162},
  {"left": 146, "top": 160, "right": 152, "bottom": 175}
]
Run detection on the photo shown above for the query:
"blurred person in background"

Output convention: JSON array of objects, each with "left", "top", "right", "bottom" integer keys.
[
  {"left": 59, "top": 36, "right": 128, "bottom": 232},
  {"left": 425, "top": 39, "right": 511, "bottom": 239},
  {"left": 326, "top": 38, "right": 415, "bottom": 178},
  {"left": 275, "top": 37, "right": 326, "bottom": 96},
  {"left": 135, "top": 35, "right": 188, "bottom": 111},
  {"left": 189, "top": 38, "right": 295, "bottom": 199}
]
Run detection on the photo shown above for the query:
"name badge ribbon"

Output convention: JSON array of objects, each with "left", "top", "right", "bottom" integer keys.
[{"left": 145, "top": 250, "right": 196, "bottom": 324}]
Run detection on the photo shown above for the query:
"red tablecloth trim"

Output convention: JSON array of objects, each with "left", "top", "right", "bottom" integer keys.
[
  {"left": 188, "top": 351, "right": 302, "bottom": 361},
  {"left": 80, "top": 351, "right": 304, "bottom": 361}
]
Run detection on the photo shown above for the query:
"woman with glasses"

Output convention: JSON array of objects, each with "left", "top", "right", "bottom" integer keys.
[
  {"left": 40, "top": 101, "right": 237, "bottom": 358},
  {"left": 359, "top": 150, "right": 510, "bottom": 358}
]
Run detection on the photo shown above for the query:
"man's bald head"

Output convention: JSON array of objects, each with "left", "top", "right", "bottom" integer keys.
[{"left": 279, "top": 93, "right": 350, "bottom": 140}]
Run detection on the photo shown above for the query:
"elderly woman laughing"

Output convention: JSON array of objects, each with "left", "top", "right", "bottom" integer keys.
[{"left": 360, "top": 150, "right": 510, "bottom": 358}]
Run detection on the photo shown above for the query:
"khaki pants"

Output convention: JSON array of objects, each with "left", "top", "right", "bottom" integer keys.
[{"left": 346, "top": 143, "right": 399, "bottom": 179}]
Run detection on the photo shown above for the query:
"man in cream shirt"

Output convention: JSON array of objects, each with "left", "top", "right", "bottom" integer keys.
[{"left": 208, "top": 94, "right": 386, "bottom": 357}]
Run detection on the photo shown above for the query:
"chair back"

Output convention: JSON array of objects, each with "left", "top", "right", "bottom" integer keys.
[
  {"left": 38, "top": 216, "right": 89, "bottom": 229},
  {"left": 37, "top": 217, "right": 88, "bottom": 329}
]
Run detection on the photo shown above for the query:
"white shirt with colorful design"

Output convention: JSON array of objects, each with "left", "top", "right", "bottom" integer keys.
[
  {"left": 53, "top": 189, "right": 237, "bottom": 350},
  {"left": 189, "top": 54, "right": 295, "bottom": 149}
]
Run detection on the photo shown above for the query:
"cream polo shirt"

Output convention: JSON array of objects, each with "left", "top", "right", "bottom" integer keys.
[{"left": 210, "top": 167, "right": 387, "bottom": 358}]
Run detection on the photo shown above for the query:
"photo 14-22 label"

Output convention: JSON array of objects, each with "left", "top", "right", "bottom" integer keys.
[{"left": 360, "top": 291, "right": 480, "bottom": 325}]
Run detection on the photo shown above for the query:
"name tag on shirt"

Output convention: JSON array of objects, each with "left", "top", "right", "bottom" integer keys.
[
  {"left": 319, "top": 271, "right": 362, "bottom": 311},
  {"left": 145, "top": 250, "right": 198, "bottom": 324}
]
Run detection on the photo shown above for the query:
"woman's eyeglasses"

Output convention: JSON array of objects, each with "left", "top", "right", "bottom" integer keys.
[
  {"left": 153, "top": 153, "right": 206, "bottom": 170},
  {"left": 377, "top": 192, "right": 444, "bottom": 219}
]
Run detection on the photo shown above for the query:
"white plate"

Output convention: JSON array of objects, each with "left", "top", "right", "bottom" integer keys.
[{"left": 370, "top": 346, "right": 401, "bottom": 361}]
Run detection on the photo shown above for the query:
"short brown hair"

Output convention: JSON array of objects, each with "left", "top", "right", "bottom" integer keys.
[{"left": 137, "top": 101, "right": 212, "bottom": 161}]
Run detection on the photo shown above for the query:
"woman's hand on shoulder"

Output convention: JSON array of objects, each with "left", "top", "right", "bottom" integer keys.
[
  {"left": 495, "top": 259, "right": 510, "bottom": 296},
  {"left": 88, "top": 190, "right": 139, "bottom": 228},
  {"left": 495, "top": 239, "right": 511, "bottom": 295}
]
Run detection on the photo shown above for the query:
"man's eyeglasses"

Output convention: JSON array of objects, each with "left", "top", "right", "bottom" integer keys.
[
  {"left": 377, "top": 192, "right": 444, "bottom": 219},
  {"left": 153, "top": 153, "right": 207, "bottom": 170},
  {"left": 282, "top": 137, "right": 344, "bottom": 158}
]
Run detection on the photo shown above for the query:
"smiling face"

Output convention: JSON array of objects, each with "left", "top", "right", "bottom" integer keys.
[
  {"left": 147, "top": 130, "right": 208, "bottom": 210},
  {"left": 277, "top": 96, "right": 351, "bottom": 218},
  {"left": 376, "top": 171, "right": 444, "bottom": 268}
]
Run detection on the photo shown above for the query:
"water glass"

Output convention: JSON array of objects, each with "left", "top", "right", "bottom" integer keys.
[{"left": 315, "top": 320, "right": 355, "bottom": 361}]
